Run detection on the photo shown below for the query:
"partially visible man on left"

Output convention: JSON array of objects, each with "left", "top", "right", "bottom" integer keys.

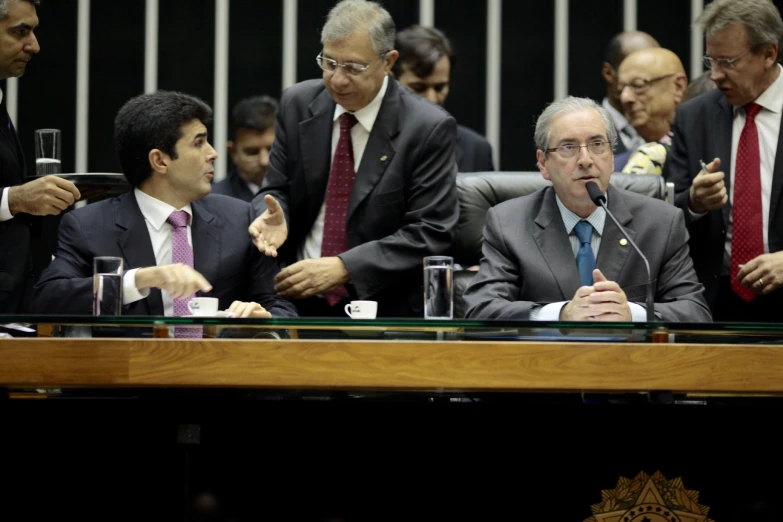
[
  {"left": 32, "top": 91, "right": 297, "bottom": 322},
  {"left": 0, "top": 0, "right": 81, "bottom": 313}
]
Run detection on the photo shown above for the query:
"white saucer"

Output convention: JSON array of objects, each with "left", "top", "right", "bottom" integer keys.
[{"left": 190, "top": 311, "right": 236, "bottom": 318}]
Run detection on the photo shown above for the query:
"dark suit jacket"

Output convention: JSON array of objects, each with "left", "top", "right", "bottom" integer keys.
[
  {"left": 212, "top": 170, "right": 256, "bottom": 203},
  {"left": 253, "top": 77, "right": 459, "bottom": 317},
  {"left": 0, "top": 104, "right": 33, "bottom": 313},
  {"left": 665, "top": 89, "right": 783, "bottom": 310},
  {"left": 32, "top": 191, "right": 298, "bottom": 317},
  {"left": 463, "top": 186, "right": 711, "bottom": 322},
  {"left": 456, "top": 124, "right": 494, "bottom": 173}
]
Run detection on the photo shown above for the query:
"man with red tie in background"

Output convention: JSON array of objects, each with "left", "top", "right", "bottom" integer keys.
[
  {"left": 248, "top": 0, "right": 458, "bottom": 317},
  {"left": 0, "top": 0, "right": 81, "bottom": 313},
  {"left": 666, "top": 0, "right": 783, "bottom": 321}
]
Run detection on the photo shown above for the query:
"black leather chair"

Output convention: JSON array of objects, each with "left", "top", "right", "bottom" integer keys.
[{"left": 452, "top": 171, "right": 674, "bottom": 318}]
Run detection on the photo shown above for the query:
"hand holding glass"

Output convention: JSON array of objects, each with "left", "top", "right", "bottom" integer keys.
[{"left": 35, "top": 129, "right": 62, "bottom": 175}]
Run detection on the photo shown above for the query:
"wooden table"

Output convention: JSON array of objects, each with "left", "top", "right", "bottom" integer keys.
[{"left": 2, "top": 337, "right": 783, "bottom": 394}]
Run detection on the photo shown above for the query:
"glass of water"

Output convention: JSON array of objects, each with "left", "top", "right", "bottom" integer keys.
[
  {"left": 93, "top": 256, "right": 123, "bottom": 315},
  {"left": 34, "top": 129, "right": 62, "bottom": 175},
  {"left": 423, "top": 255, "right": 453, "bottom": 320}
]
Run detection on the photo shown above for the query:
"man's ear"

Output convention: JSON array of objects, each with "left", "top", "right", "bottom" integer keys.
[
  {"left": 672, "top": 73, "right": 688, "bottom": 104},
  {"left": 148, "top": 149, "right": 168, "bottom": 175},
  {"left": 384, "top": 49, "right": 399, "bottom": 74},
  {"left": 536, "top": 149, "right": 550, "bottom": 180},
  {"left": 601, "top": 62, "right": 616, "bottom": 85},
  {"left": 227, "top": 140, "right": 237, "bottom": 161}
]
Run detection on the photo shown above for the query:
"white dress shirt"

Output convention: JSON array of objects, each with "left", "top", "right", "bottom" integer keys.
[
  {"left": 298, "top": 74, "right": 389, "bottom": 262},
  {"left": 531, "top": 193, "right": 648, "bottom": 321},
  {"left": 122, "top": 188, "right": 194, "bottom": 317},
  {"left": 723, "top": 64, "right": 783, "bottom": 271}
]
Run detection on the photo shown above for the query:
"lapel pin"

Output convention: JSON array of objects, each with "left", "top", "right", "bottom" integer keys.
[
  {"left": 619, "top": 238, "right": 628, "bottom": 246},
  {"left": 380, "top": 155, "right": 388, "bottom": 162}
]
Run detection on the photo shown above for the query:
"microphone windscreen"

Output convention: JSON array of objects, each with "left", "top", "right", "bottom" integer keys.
[{"left": 585, "top": 181, "right": 606, "bottom": 205}]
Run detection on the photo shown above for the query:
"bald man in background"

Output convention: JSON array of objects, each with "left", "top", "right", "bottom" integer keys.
[
  {"left": 616, "top": 48, "right": 688, "bottom": 174},
  {"left": 600, "top": 31, "right": 660, "bottom": 154}
]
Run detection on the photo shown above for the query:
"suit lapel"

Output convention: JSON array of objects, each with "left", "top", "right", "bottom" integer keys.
[
  {"left": 532, "top": 189, "right": 581, "bottom": 299},
  {"left": 596, "top": 186, "right": 634, "bottom": 284},
  {"left": 300, "top": 90, "right": 337, "bottom": 221},
  {"left": 115, "top": 192, "right": 162, "bottom": 315},
  {"left": 770, "top": 106, "right": 783, "bottom": 226},
  {"left": 347, "top": 78, "right": 400, "bottom": 220},
  {"left": 191, "top": 199, "right": 221, "bottom": 290},
  {"left": 715, "top": 95, "right": 734, "bottom": 229}
]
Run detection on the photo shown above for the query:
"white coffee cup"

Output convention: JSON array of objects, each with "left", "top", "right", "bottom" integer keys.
[
  {"left": 187, "top": 297, "right": 219, "bottom": 316},
  {"left": 344, "top": 300, "right": 377, "bottom": 319}
]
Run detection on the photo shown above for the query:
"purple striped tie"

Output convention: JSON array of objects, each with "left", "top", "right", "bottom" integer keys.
[{"left": 167, "top": 210, "right": 202, "bottom": 338}]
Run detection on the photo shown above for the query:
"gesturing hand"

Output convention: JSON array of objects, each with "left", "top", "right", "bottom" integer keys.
[
  {"left": 135, "top": 263, "right": 213, "bottom": 299},
  {"left": 688, "top": 157, "right": 728, "bottom": 214},
  {"left": 248, "top": 195, "right": 287, "bottom": 257}
]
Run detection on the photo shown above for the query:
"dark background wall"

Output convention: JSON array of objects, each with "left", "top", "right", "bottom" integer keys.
[{"left": 11, "top": 0, "right": 783, "bottom": 176}]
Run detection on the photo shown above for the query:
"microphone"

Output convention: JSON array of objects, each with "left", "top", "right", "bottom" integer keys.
[{"left": 585, "top": 181, "right": 655, "bottom": 322}]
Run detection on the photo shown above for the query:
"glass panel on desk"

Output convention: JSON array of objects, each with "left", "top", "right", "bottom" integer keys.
[{"left": 2, "top": 315, "right": 783, "bottom": 343}]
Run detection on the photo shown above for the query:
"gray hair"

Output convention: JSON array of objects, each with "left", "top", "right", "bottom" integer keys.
[
  {"left": 697, "top": 0, "right": 783, "bottom": 54},
  {"left": 321, "top": 0, "right": 395, "bottom": 55},
  {"left": 534, "top": 96, "right": 617, "bottom": 152},
  {"left": 0, "top": 0, "right": 40, "bottom": 19}
]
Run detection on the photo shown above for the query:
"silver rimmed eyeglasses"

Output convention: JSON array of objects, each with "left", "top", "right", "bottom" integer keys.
[
  {"left": 703, "top": 50, "right": 750, "bottom": 70},
  {"left": 316, "top": 52, "right": 387, "bottom": 76},
  {"left": 546, "top": 141, "right": 612, "bottom": 159}
]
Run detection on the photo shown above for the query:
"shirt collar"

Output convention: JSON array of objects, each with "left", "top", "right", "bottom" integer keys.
[
  {"left": 733, "top": 63, "right": 783, "bottom": 115},
  {"left": 333, "top": 74, "right": 389, "bottom": 132},
  {"left": 555, "top": 191, "right": 607, "bottom": 236},
  {"left": 134, "top": 188, "right": 193, "bottom": 231}
]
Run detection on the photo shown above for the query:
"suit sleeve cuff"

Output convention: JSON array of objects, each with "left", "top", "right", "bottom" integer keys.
[
  {"left": 122, "top": 268, "right": 149, "bottom": 305},
  {"left": 687, "top": 206, "right": 707, "bottom": 221},
  {"left": 0, "top": 187, "right": 13, "bottom": 222},
  {"left": 530, "top": 302, "right": 567, "bottom": 321}
]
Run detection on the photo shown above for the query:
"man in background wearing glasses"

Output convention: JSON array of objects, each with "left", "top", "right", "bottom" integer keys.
[
  {"left": 463, "top": 96, "right": 709, "bottom": 322},
  {"left": 666, "top": 0, "right": 783, "bottom": 322},
  {"left": 614, "top": 47, "right": 688, "bottom": 173},
  {"left": 247, "top": 0, "right": 458, "bottom": 317}
]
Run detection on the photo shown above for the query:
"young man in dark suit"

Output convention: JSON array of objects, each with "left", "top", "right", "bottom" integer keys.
[
  {"left": 391, "top": 24, "right": 494, "bottom": 173},
  {"left": 32, "top": 91, "right": 297, "bottom": 320},
  {"left": 212, "top": 95, "right": 277, "bottom": 202},
  {"left": 249, "top": 0, "right": 459, "bottom": 318},
  {"left": 0, "top": 0, "right": 81, "bottom": 313}
]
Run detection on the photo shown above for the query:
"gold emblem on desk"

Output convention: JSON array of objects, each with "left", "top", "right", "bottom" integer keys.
[{"left": 584, "top": 471, "right": 714, "bottom": 522}]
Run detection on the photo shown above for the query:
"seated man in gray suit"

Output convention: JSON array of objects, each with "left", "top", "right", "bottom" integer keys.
[
  {"left": 32, "top": 91, "right": 297, "bottom": 321},
  {"left": 463, "top": 96, "right": 710, "bottom": 322}
]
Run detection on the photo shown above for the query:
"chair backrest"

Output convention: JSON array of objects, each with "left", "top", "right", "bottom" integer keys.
[{"left": 453, "top": 171, "right": 672, "bottom": 267}]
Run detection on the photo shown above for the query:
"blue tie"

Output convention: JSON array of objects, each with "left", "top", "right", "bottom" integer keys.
[{"left": 574, "top": 220, "right": 595, "bottom": 287}]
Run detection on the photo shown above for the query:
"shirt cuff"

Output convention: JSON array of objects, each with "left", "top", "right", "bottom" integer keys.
[
  {"left": 0, "top": 187, "right": 13, "bottom": 222},
  {"left": 530, "top": 302, "right": 567, "bottom": 321},
  {"left": 687, "top": 205, "right": 707, "bottom": 221},
  {"left": 122, "top": 268, "right": 150, "bottom": 305},
  {"left": 628, "top": 302, "right": 649, "bottom": 322}
]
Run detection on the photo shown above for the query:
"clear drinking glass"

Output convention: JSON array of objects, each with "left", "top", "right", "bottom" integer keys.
[
  {"left": 34, "top": 129, "right": 62, "bottom": 175},
  {"left": 423, "top": 256, "right": 454, "bottom": 320},
  {"left": 93, "top": 256, "right": 123, "bottom": 315}
]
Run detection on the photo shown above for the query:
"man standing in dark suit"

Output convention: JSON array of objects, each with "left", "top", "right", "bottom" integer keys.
[
  {"left": 463, "top": 96, "right": 709, "bottom": 322},
  {"left": 33, "top": 91, "right": 297, "bottom": 321},
  {"left": 391, "top": 24, "right": 494, "bottom": 173},
  {"left": 0, "top": 0, "right": 81, "bottom": 313},
  {"left": 666, "top": 0, "right": 783, "bottom": 321},
  {"left": 249, "top": 0, "right": 459, "bottom": 318},
  {"left": 212, "top": 95, "right": 277, "bottom": 202}
]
